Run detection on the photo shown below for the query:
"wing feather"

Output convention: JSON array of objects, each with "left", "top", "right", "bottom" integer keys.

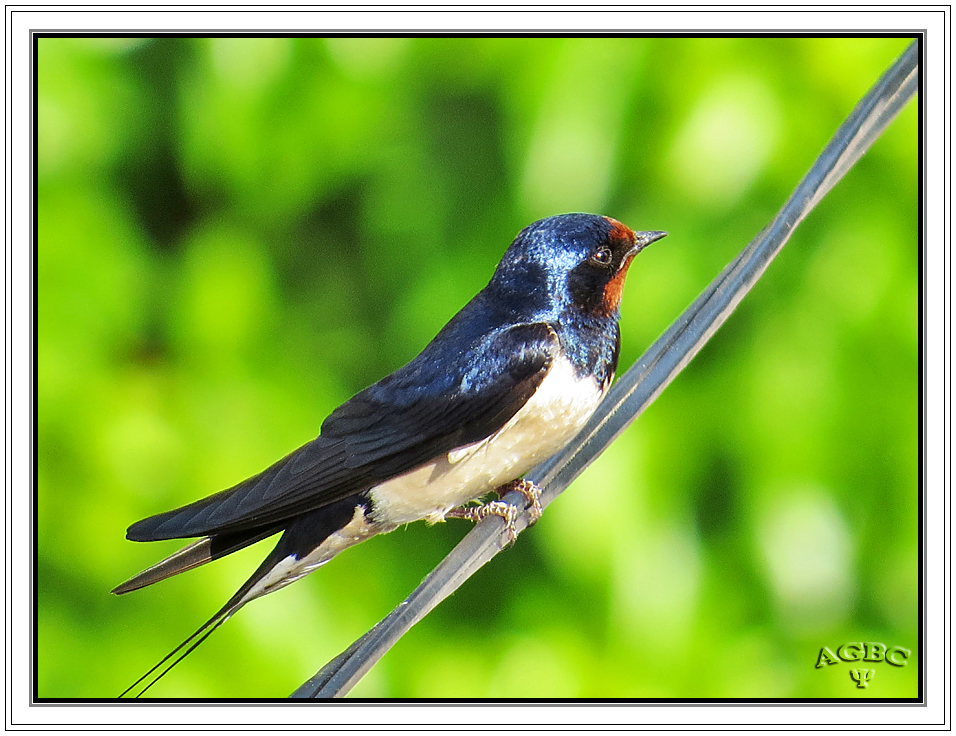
[{"left": 126, "top": 322, "right": 558, "bottom": 541}]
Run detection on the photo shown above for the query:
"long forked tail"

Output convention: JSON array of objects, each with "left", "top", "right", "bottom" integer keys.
[
  {"left": 118, "top": 534, "right": 292, "bottom": 698},
  {"left": 113, "top": 531, "right": 282, "bottom": 695},
  {"left": 117, "top": 495, "right": 372, "bottom": 696},
  {"left": 119, "top": 601, "right": 240, "bottom": 698}
]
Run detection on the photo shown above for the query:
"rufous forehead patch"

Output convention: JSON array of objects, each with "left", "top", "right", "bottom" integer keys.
[{"left": 603, "top": 216, "right": 636, "bottom": 244}]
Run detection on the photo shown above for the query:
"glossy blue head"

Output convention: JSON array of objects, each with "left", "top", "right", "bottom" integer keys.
[{"left": 488, "top": 213, "right": 666, "bottom": 322}]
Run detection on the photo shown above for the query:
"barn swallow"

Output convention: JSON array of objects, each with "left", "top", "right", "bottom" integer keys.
[{"left": 114, "top": 213, "right": 666, "bottom": 696}]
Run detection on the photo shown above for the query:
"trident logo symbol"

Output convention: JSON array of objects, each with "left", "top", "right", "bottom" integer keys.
[{"left": 849, "top": 669, "right": 875, "bottom": 688}]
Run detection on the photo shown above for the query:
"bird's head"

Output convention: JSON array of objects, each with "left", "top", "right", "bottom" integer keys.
[{"left": 489, "top": 213, "right": 667, "bottom": 320}]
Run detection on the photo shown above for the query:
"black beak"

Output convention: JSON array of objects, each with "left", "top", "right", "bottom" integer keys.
[{"left": 631, "top": 230, "right": 668, "bottom": 256}]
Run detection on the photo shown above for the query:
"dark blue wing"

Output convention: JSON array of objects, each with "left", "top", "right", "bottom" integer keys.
[{"left": 126, "top": 321, "right": 558, "bottom": 541}]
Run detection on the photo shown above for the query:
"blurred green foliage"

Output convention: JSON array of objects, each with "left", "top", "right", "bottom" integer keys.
[{"left": 37, "top": 36, "right": 918, "bottom": 699}]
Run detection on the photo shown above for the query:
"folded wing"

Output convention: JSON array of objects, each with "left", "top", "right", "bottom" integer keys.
[{"left": 126, "top": 321, "right": 558, "bottom": 542}]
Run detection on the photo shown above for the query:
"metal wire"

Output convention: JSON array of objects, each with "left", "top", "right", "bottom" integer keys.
[{"left": 291, "top": 39, "right": 919, "bottom": 699}]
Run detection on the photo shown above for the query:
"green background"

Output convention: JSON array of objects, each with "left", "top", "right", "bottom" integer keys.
[{"left": 37, "top": 36, "right": 919, "bottom": 699}]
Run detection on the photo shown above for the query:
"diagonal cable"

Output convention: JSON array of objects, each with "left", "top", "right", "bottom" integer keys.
[{"left": 292, "top": 39, "right": 919, "bottom": 699}]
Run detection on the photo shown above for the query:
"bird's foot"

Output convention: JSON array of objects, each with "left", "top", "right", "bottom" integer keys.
[
  {"left": 445, "top": 479, "right": 543, "bottom": 546},
  {"left": 446, "top": 500, "right": 519, "bottom": 545},
  {"left": 495, "top": 478, "right": 543, "bottom": 526}
]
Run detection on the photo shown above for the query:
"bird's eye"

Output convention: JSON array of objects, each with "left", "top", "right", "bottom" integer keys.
[{"left": 591, "top": 247, "right": 613, "bottom": 266}]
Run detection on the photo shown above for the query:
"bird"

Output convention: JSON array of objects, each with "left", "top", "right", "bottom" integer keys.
[{"left": 113, "top": 213, "right": 667, "bottom": 696}]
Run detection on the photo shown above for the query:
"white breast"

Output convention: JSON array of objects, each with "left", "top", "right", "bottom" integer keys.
[{"left": 368, "top": 355, "right": 606, "bottom": 526}]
